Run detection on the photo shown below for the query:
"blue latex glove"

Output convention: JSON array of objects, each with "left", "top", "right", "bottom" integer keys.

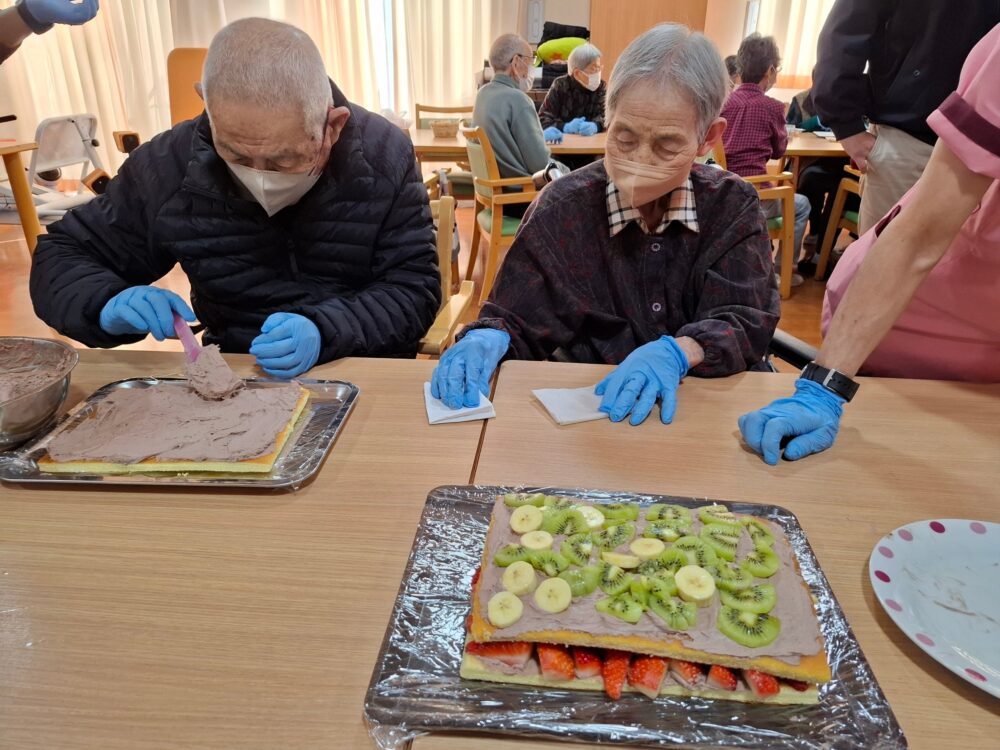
[
  {"left": 542, "top": 126, "right": 563, "bottom": 144},
  {"left": 577, "top": 121, "right": 599, "bottom": 136},
  {"left": 562, "top": 117, "right": 586, "bottom": 135},
  {"left": 430, "top": 328, "right": 511, "bottom": 409},
  {"left": 99, "top": 286, "right": 195, "bottom": 341},
  {"left": 25, "top": 0, "right": 99, "bottom": 25},
  {"left": 249, "top": 312, "right": 321, "bottom": 378},
  {"left": 594, "top": 336, "right": 689, "bottom": 426},
  {"left": 738, "top": 378, "right": 846, "bottom": 465}
]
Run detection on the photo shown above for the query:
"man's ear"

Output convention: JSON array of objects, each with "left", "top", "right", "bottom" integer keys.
[
  {"left": 194, "top": 81, "right": 204, "bottom": 101},
  {"left": 326, "top": 105, "right": 351, "bottom": 143},
  {"left": 696, "top": 117, "right": 727, "bottom": 157}
]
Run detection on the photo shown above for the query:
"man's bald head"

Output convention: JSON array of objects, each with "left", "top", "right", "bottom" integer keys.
[{"left": 202, "top": 17, "right": 332, "bottom": 134}]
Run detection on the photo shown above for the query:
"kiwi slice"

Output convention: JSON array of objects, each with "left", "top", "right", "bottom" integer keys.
[
  {"left": 699, "top": 524, "right": 741, "bottom": 562},
  {"left": 598, "top": 562, "right": 631, "bottom": 595},
  {"left": 542, "top": 495, "right": 574, "bottom": 509},
  {"left": 597, "top": 503, "right": 640, "bottom": 524},
  {"left": 560, "top": 533, "right": 593, "bottom": 566},
  {"left": 529, "top": 549, "right": 569, "bottom": 577},
  {"left": 494, "top": 543, "right": 533, "bottom": 567},
  {"left": 711, "top": 564, "right": 754, "bottom": 592},
  {"left": 697, "top": 504, "right": 739, "bottom": 526},
  {"left": 643, "top": 571, "right": 678, "bottom": 599},
  {"left": 596, "top": 593, "right": 645, "bottom": 624},
  {"left": 559, "top": 565, "right": 601, "bottom": 598},
  {"left": 645, "top": 503, "right": 693, "bottom": 525},
  {"left": 637, "top": 559, "right": 667, "bottom": 576},
  {"left": 628, "top": 578, "right": 650, "bottom": 608},
  {"left": 592, "top": 523, "right": 636, "bottom": 550},
  {"left": 672, "top": 536, "right": 719, "bottom": 568},
  {"left": 741, "top": 546, "right": 781, "bottom": 578},
  {"left": 720, "top": 584, "right": 777, "bottom": 614},
  {"left": 503, "top": 492, "right": 545, "bottom": 508},
  {"left": 741, "top": 517, "right": 776, "bottom": 548},
  {"left": 648, "top": 595, "right": 698, "bottom": 630},
  {"left": 717, "top": 605, "right": 781, "bottom": 647},
  {"left": 541, "top": 508, "right": 589, "bottom": 536},
  {"left": 658, "top": 548, "right": 690, "bottom": 572},
  {"left": 643, "top": 521, "right": 687, "bottom": 542}
]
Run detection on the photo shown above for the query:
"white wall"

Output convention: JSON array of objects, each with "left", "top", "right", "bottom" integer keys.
[{"left": 544, "top": 0, "right": 591, "bottom": 28}]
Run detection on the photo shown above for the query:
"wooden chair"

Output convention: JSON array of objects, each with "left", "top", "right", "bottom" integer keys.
[
  {"left": 460, "top": 124, "right": 537, "bottom": 304},
  {"left": 743, "top": 172, "right": 797, "bottom": 300},
  {"left": 167, "top": 48, "right": 208, "bottom": 125},
  {"left": 418, "top": 196, "right": 476, "bottom": 355},
  {"left": 414, "top": 103, "right": 475, "bottom": 200},
  {"left": 814, "top": 166, "right": 862, "bottom": 280},
  {"left": 1, "top": 143, "right": 42, "bottom": 254}
]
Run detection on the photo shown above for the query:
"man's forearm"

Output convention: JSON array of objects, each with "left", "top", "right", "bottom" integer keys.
[{"left": 0, "top": 5, "right": 33, "bottom": 50}]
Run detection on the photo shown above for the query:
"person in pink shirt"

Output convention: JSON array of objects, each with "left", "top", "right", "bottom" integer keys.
[{"left": 739, "top": 23, "right": 1000, "bottom": 465}]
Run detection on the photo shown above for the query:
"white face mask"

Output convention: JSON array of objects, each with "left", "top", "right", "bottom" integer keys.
[
  {"left": 226, "top": 162, "right": 321, "bottom": 217},
  {"left": 518, "top": 73, "right": 534, "bottom": 92},
  {"left": 581, "top": 71, "right": 601, "bottom": 92}
]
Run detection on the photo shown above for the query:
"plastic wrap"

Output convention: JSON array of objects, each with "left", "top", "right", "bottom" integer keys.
[
  {"left": 365, "top": 485, "right": 906, "bottom": 749},
  {"left": 0, "top": 377, "right": 358, "bottom": 491}
]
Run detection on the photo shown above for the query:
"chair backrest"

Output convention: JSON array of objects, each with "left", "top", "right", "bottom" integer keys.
[
  {"left": 459, "top": 125, "right": 502, "bottom": 202},
  {"left": 429, "top": 196, "right": 456, "bottom": 303},
  {"left": 415, "top": 103, "right": 474, "bottom": 129},
  {"left": 167, "top": 48, "right": 208, "bottom": 126},
  {"left": 29, "top": 115, "right": 102, "bottom": 179}
]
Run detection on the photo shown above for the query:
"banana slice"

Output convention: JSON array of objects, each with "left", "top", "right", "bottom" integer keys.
[
  {"left": 487, "top": 591, "right": 524, "bottom": 627},
  {"left": 509, "top": 505, "right": 544, "bottom": 533},
  {"left": 629, "top": 538, "right": 666, "bottom": 560},
  {"left": 601, "top": 550, "right": 641, "bottom": 569},
  {"left": 520, "top": 530, "right": 554, "bottom": 550},
  {"left": 533, "top": 577, "right": 572, "bottom": 614},
  {"left": 675, "top": 564, "right": 716, "bottom": 607},
  {"left": 501, "top": 560, "right": 537, "bottom": 596},
  {"left": 575, "top": 505, "right": 606, "bottom": 530}
]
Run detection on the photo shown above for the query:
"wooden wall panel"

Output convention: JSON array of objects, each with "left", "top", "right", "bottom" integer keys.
[{"left": 590, "top": 0, "right": 709, "bottom": 76}]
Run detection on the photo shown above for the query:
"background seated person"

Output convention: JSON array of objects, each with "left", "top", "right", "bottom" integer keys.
[
  {"left": 721, "top": 33, "right": 810, "bottom": 286},
  {"left": 538, "top": 42, "right": 606, "bottom": 170},
  {"left": 30, "top": 18, "right": 440, "bottom": 378},
  {"left": 473, "top": 33, "right": 550, "bottom": 218},
  {"left": 433, "top": 24, "right": 780, "bottom": 426}
]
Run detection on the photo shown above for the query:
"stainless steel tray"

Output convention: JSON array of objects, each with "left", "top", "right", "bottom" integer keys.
[
  {"left": 0, "top": 377, "right": 358, "bottom": 490},
  {"left": 365, "top": 485, "right": 906, "bottom": 749}
]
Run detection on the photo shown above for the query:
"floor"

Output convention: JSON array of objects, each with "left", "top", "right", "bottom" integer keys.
[{"left": 0, "top": 205, "right": 837, "bottom": 360}]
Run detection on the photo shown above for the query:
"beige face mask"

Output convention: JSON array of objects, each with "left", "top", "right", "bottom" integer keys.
[{"left": 604, "top": 154, "right": 690, "bottom": 208}]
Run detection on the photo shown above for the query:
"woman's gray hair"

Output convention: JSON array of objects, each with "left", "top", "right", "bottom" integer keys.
[
  {"left": 607, "top": 23, "right": 728, "bottom": 139},
  {"left": 568, "top": 43, "right": 601, "bottom": 73},
  {"left": 202, "top": 18, "right": 332, "bottom": 135},
  {"left": 489, "top": 33, "right": 529, "bottom": 73}
]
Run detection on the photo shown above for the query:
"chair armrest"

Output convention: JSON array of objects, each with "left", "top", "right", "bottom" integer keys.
[
  {"left": 768, "top": 329, "right": 818, "bottom": 369},
  {"left": 418, "top": 280, "right": 476, "bottom": 355},
  {"left": 743, "top": 171, "right": 794, "bottom": 185},
  {"left": 493, "top": 191, "right": 537, "bottom": 206},
  {"left": 844, "top": 165, "right": 862, "bottom": 178},
  {"left": 476, "top": 176, "right": 537, "bottom": 190},
  {"left": 842, "top": 178, "right": 862, "bottom": 196},
  {"left": 754, "top": 184, "right": 794, "bottom": 201}
]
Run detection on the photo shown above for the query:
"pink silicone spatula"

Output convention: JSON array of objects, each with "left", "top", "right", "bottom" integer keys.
[{"left": 173, "top": 312, "right": 202, "bottom": 363}]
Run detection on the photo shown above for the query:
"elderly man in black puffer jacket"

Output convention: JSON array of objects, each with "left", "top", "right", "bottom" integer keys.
[{"left": 30, "top": 17, "right": 440, "bottom": 377}]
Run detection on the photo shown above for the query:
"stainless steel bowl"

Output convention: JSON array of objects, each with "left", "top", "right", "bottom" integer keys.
[{"left": 0, "top": 337, "right": 79, "bottom": 450}]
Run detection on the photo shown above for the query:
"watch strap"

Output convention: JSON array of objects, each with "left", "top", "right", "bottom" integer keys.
[{"left": 800, "top": 362, "right": 859, "bottom": 403}]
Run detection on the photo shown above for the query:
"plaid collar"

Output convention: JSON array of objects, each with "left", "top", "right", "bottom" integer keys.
[{"left": 606, "top": 177, "right": 699, "bottom": 237}]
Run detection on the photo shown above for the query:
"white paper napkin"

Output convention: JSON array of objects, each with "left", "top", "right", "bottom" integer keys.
[
  {"left": 532, "top": 386, "right": 606, "bottom": 425},
  {"left": 423, "top": 382, "right": 495, "bottom": 424}
]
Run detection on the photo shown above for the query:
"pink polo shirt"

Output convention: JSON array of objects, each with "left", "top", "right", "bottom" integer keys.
[{"left": 822, "top": 23, "right": 1000, "bottom": 383}]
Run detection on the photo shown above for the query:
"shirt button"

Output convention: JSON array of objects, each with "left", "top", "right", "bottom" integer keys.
[
  {"left": 651, "top": 302, "right": 662, "bottom": 312},
  {"left": 651, "top": 243, "right": 661, "bottom": 252},
  {"left": 913, "top": 69, "right": 921, "bottom": 78}
]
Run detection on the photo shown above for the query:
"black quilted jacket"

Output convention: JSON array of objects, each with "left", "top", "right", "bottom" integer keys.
[{"left": 30, "top": 81, "right": 440, "bottom": 361}]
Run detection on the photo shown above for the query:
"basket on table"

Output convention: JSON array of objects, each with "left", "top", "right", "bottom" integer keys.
[{"left": 431, "top": 120, "right": 460, "bottom": 138}]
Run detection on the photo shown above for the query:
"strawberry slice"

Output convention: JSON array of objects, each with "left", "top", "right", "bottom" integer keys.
[
  {"left": 471, "top": 566, "right": 481, "bottom": 588},
  {"left": 784, "top": 679, "right": 811, "bottom": 692},
  {"left": 465, "top": 641, "right": 533, "bottom": 669},
  {"left": 669, "top": 659, "right": 703, "bottom": 688},
  {"left": 602, "top": 649, "right": 630, "bottom": 700},
  {"left": 706, "top": 664, "right": 738, "bottom": 691},
  {"left": 628, "top": 655, "right": 668, "bottom": 699},
  {"left": 743, "top": 669, "right": 780, "bottom": 698},
  {"left": 572, "top": 647, "right": 603, "bottom": 679},
  {"left": 537, "top": 643, "right": 575, "bottom": 681}
]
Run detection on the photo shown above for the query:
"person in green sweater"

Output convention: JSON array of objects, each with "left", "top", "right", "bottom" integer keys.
[{"left": 473, "top": 33, "right": 551, "bottom": 217}]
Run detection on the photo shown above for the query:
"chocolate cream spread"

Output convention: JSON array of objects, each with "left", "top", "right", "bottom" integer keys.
[
  {"left": 0, "top": 341, "right": 75, "bottom": 403},
  {"left": 184, "top": 344, "right": 244, "bottom": 400}
]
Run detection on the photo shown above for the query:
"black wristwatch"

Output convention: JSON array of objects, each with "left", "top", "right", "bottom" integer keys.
[
  {"left": 800, "top": 362, "right": 860, "bottom": 402},
  {"left": 16, "top": 0, "right": 53, "bottom": 35}
]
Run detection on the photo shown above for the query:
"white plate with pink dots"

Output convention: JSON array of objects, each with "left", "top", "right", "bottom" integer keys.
[{"left": 869, "top": 519, "right": 999, "bottom": 698}]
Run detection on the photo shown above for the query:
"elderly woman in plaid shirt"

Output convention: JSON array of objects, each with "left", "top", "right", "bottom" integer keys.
[{"left": 432, "top": 24, "right": 780, "bottom": 426}]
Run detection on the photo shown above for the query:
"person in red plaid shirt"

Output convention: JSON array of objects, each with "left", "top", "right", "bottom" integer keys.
[{"left": 721, "top": 34, "right": 811, "bottom": 287}]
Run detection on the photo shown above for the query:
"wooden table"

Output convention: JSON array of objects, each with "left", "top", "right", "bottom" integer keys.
[
  {"left": 1, "top": 142, "right": 41, "bottom": 254},
  {"left": 414, "top": 361, "right": 1000, "bottom": 750},
  {"left": 0, "top": 350, "right": 484, "bottom": 750},
  {"left": 410, "top": 129, "right": 606, "bottom": 161},
  {"left": 784, "top": 132, "right": 847, "bottom": 186}
]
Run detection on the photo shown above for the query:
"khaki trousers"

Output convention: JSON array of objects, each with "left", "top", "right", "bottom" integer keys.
[{"left": 859, "top": 124, "right": 935, "bottom": 234}]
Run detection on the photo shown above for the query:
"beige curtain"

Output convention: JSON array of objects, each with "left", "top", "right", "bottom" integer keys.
[
  {"left": 398, "top": 0, "right": 524, "bottom": 113},
  {"left": 754, "top": 0, "right": 835, "bottom": 88}
]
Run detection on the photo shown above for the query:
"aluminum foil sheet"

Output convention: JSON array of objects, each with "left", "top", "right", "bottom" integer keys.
[
  {"left": 0, "top": 377, "right": 358, "bottom": 491},
  {"left": 365, "top": 485, "right": 906, "bottom": 749}
]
